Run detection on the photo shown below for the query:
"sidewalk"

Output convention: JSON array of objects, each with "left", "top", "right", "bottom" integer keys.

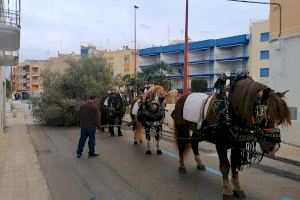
[{"left": 0, "top": 102, "right": 50, "bottom": 200}]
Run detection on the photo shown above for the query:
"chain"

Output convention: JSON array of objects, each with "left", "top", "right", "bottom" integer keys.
[
  {"left": 281, "top": 140, "right": 300, "bottom": 149},
  {"left": 264, "top": 154, "right": 300, "bottom": 167}
]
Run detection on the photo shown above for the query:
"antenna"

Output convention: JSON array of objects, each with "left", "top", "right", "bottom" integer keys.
[{"left": 168, "top": 25, "right": 170, "bottom": 44}]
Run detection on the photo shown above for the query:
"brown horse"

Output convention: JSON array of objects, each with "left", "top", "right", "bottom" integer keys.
[
  {"left": 130, "top": 85, "right": 171, "bottom": 154},
  {"left": 173, "top": 74, "right": 291, "bottom": 199}
]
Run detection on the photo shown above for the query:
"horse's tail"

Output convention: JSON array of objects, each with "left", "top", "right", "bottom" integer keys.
[
  {"left": 173, "top": 94, "right": 191, "bottom": 159},
  {"left": 174, "top": 123, "right": 191, "bottom": 159},
  {"left": 135, "top": 119, "right": 144, "bottom": 142}
]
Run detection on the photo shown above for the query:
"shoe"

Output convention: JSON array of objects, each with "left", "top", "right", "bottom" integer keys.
[
  {"left": 77, "top": 154, "right": 82, "bottom": 158},
  {"left": 88, "top": 153, "right": 99, "bottom": 158}
]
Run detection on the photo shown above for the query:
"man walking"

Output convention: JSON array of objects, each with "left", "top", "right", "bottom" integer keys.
[{"left": 77, "top": 95, "right": 100, "bottom": 158}]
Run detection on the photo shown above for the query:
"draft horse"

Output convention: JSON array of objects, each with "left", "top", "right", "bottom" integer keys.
[
  {"left": 100, "top": 92, "right": 126, "bottom": 136},
  {"left": 172, "top": 72, "right": 291, "bottom": 199},
  {"left": 130, "top": 85, "right": 168, "bottom": 155}
]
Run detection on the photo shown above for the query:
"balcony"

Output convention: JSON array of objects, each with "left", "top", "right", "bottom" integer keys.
[
  {"left": 31, "top": 72, "right": 40, "bottom": 76},
  {"left": 0, "top": 50, "right": 19, "bottom": 65},
  {"left": 0, "top": 0, "right": 21, "bottom": 66}
]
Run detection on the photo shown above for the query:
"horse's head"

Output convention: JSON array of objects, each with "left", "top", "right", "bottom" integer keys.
[
  {"left": 144, "top": 85, "right": 168, "bottom": 106},
  {"left": 254, "top": 89, "right": 291, "bottom": 156},
  {"left": 229, "top": 77, "right": 291, "bottom": 156},
  {"left": 107, "top": 92, "right": 124, "bottom": 114}
]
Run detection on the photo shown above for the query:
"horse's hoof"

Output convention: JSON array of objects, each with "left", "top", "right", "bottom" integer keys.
[
  {"left": 197, "top": 165, "right": 206, "bottom": 171},
  {"left": 178, "top": 166, "right": 187, "bottom": 174},
  {"left": 223, "top": 194, "right": 236, "bottom": 200},
  {"left": 134, "top": 141, "right": 138, "bottom": 145},
  {"left": 157, "top": 150, "right": 162, "bottom": 155},
  {"left": 234, "top": 190, "right": 246, "bottom": 199},
  {"left": 146, "top": 150, "right": 152, "bottom": 155},
  {"left": 118, "top": 133, "right": 123, "bottom": 136},
  {"left": 110, "top": 133, "right": 115, "bottom": 137},
  {"left": 101, "top": 128, "right": 105, "bottom": 132}
]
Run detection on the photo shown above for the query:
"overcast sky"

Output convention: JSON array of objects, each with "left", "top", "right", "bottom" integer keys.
[{"left": 19, "top": 0, "right": 270, "bottom": 61}]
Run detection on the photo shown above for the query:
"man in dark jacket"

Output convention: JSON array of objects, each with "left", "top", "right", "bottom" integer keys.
[{"left": 76, "top": 95, "right": 100, "bottom": 158}]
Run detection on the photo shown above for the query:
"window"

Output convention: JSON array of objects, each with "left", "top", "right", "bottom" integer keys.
[
  {"left": 260, "top": 32, "right": 269, "bottom": 42},
  {"left": 260, "top": 50, "right": 269, "bottom": 60},
  {"left": 124, "top": 57, "right": 130, "bottom": 64},
  {"left": 289, "top": 107, "right": 297, "bottom": 120},
  {"left": 260, "top": 68, "right": 269, "bottom": 77}
]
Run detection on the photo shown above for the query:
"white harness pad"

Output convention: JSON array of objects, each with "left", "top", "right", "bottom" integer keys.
[
  {"left": 131, "top": 100, "right": 141, "bottom": 116},
  {"left": 183, "top": 93, "right": 209, "bottom": 124},
  {"left": 104, "top": 97, "right": 109, "bottom": 106}
]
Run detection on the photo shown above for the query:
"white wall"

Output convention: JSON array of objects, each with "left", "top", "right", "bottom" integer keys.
[
  {"left": 0, "top": 67, "right": 4, "bottom": 134},
  {"left": 270, "top": 36, "right": 300, "bottom": 121}
]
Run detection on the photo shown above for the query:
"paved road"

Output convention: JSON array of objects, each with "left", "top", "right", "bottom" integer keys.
[{"left": 25, "top": 114, "right": 299, "bottom": 200}]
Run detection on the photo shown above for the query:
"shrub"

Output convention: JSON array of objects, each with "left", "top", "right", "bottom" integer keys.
[{"left": 30, "top": 55, "right": 113, "bottom": 126}]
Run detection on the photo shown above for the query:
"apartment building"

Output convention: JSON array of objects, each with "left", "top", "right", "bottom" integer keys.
[
  {"left": 269, "top": 0, "right": 300, "bottom": 121},
  {"left": 138, "top": 34, "right": 249, "bottom": 91},
  {"left": 0, "top": 0, "right": 20, "bottom": 133},
  {"left": 80, "top": 45, "right": 135, "bottom": 76},
  {"left": 249, "top": 20, "right": 270, "bottom": 85},
  {"left": 44, "top": 53, "right": 79, "bottom": 73},
  {"left": 13, "top": 60, "right": 45, "bottom": 96}
]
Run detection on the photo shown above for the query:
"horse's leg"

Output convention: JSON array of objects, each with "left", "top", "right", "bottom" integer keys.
[
  {"left": 155, "top": 130, "right": 162, "bottom": 155},
  {"left": 101, "top": 113, "right": 106, "bottom": 132},
  {"left": 231, "top": 147, "right": 246, "bottom": 199},
  {"left": 191, "top": 132, "right": 205, "bottom": 170},
  {"left": 216, "top": 144, "right": 234, "bottom": 199},
  {"left": 109, "top": 117, "right": 115, "bottom": 136},
  {"left": 132, "top": 118, "right": 138, "bottom": 144},
  {"left": 117, "top": 117, "right": 123, "bottom": 136},
  {"left": 175, "top": 124, "right": 190, "bottom": 174},
  {"left": 145, "top": 130, "right": 151, "bottom": 155}
]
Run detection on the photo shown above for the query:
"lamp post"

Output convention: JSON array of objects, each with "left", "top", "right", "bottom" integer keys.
[
  {"left": 183, "top": 0, "right": 189, "bottom": 94},
  {"left": 134, "top": 5, "right": 139, "bottom": 97}
]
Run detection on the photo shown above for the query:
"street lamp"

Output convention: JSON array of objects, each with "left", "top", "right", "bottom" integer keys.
[
  {"left": 134, "top": 5, "right": 139, "bottom": 97},
  {"left": 134, "top": 5, "right": 139, "bottom": 74},
  {"left": 183, "top": 0, "right": 189, "bottom": 94}
]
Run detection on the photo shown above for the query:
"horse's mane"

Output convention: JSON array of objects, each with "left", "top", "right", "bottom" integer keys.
[
  {"left": 229, "top": 78, "right": 291, "bottom": 126},
  {"left": 147, "top": 85, "right": 167, "bottom": 96}
]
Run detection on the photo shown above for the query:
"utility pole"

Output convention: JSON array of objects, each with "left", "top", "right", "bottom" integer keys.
[
  {"left": 134, "top": 5, "right": 139, "bottom": 97},
  {"left": 183, "top": 0, "right": 189, "bottom": 94}
]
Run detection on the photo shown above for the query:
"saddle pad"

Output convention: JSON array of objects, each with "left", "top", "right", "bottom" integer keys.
[
  {"left": 183, "top": 93, "right": 209, "bottom": 123},
  {"left": 131, "top": 100, "right": 141, "bottom": 116},
  {"left": 203, "top": 94, "right": 214, "bottom": 120}
]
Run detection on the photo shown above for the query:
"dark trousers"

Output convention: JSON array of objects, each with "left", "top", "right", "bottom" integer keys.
[{"left": 77, "top": 128, "right": 96, "bottom": 155}]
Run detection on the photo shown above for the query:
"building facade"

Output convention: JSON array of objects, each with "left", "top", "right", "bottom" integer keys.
[
  {"left": 269, "top": 0, "right": 300, "bottom": 121},
  {"left": 13, "top": 60, "right": 45, "bottom": 96},
  {"left": 80, "top": 45, "right": 135, "bottom": 76},
  {"left": 249, "top": 20, "right": 270, "bottom": 85},
  {"left": 102, "top": 48, "right": 135, "bottom": 76},
  {"left": 138, "top": 34, "right": 249, "bottom": 91},
  {"left": 44, "top": 53, "right": 79, "bottom": 74},
  {"left": 0, "top": 0, "right": 20, "bottom": 133}
]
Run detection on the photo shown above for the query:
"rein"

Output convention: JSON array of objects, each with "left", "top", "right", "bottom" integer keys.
[{"left": 211, "top": 72, "right": 281, "bottom": 168}]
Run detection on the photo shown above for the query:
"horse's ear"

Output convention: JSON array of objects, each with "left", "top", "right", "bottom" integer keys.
[{"left": 276, "top": 90, "right": 289, "bottom": 98}]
